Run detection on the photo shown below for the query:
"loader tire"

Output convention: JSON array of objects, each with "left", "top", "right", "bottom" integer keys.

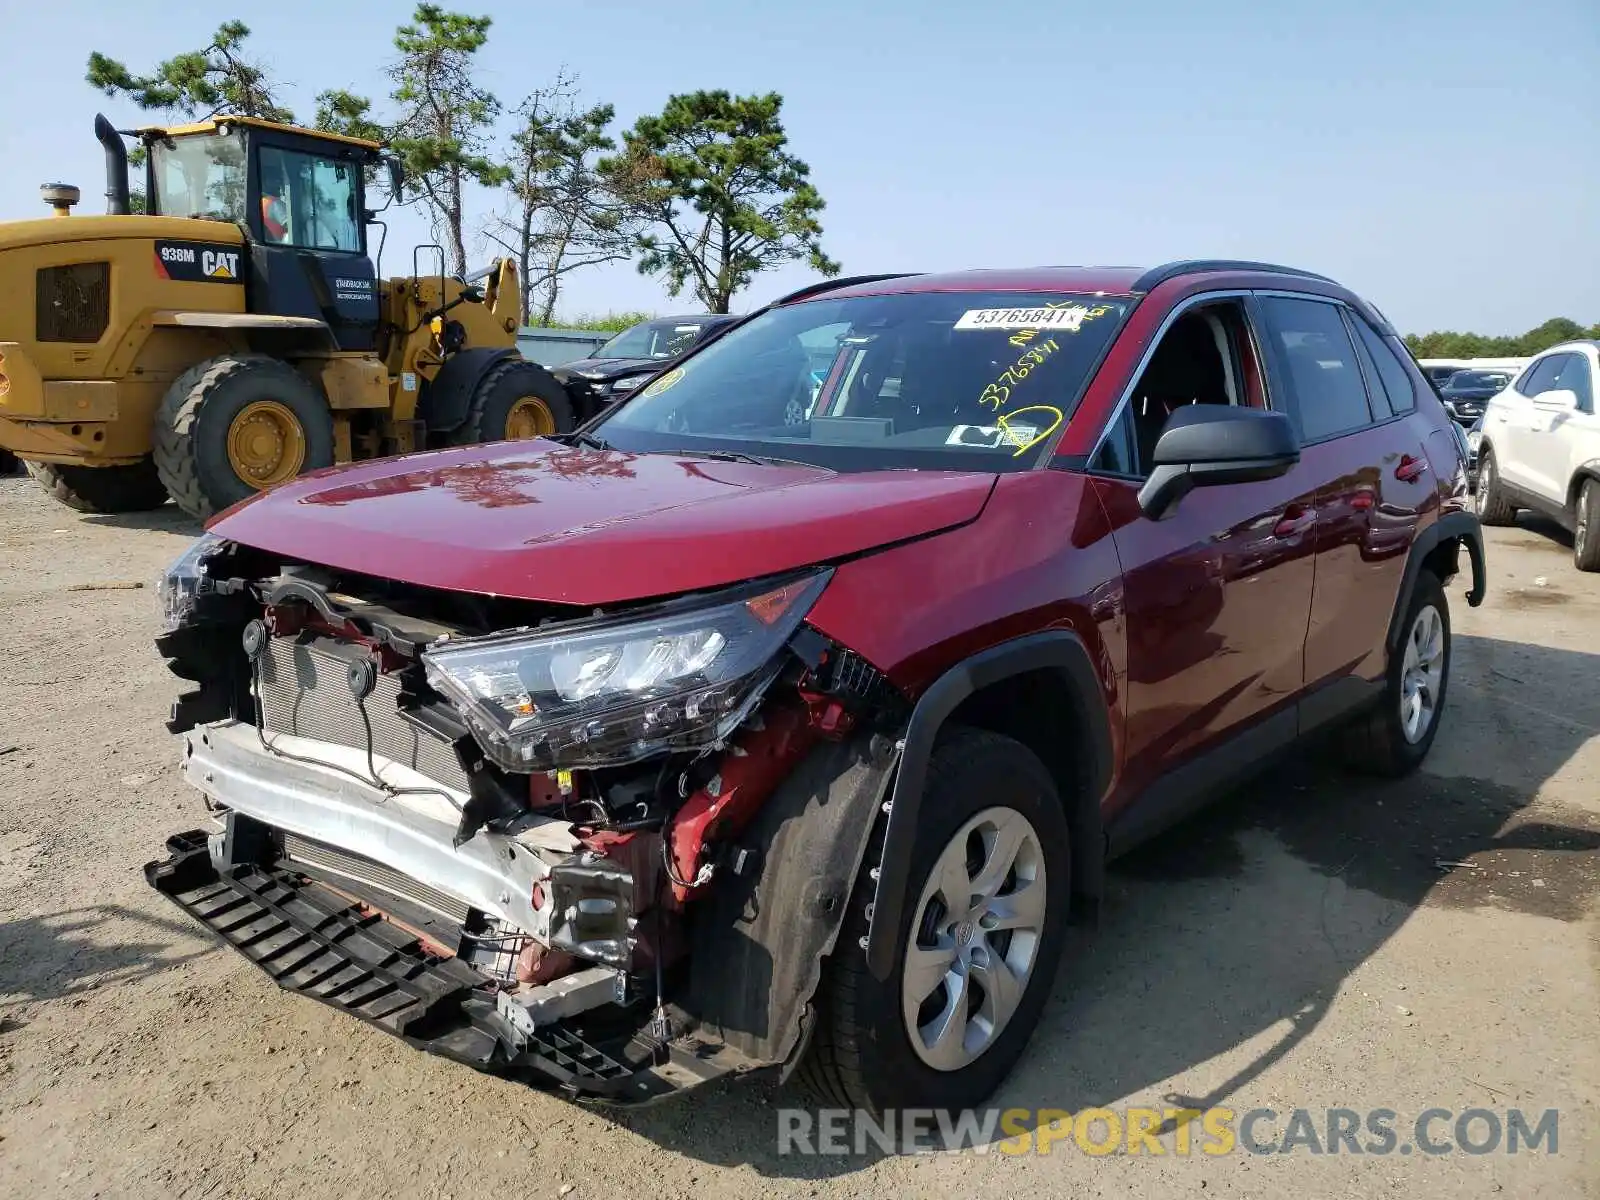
[
  {"left": 154, "top": 354, "right": 334, "bottom": 520},
  {"left": 26, "top": 457, "right": 169, "bottom": 513},
  {"left": 452, "top": 359, "right": 575, "bottom": 447}
]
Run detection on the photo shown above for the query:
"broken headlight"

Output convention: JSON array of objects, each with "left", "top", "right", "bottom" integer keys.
[
  {"left": 422, "top": 570, "right": 830, "bottom": 771},
  {"left": 157, "top": 532, "right": 226, "bottom": 632}
]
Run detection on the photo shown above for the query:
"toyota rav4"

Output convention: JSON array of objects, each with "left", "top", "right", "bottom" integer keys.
[{"left": 146, "top": 261, "right": 1486, "bottom": 1114}]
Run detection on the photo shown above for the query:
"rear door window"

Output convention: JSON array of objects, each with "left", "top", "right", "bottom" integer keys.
[
  {"left": 1256, "top": 296, "right": 1377, "bottom": 441},
  {"left": 1350, "top": 318, "right": 1418, "bottom": 414}
]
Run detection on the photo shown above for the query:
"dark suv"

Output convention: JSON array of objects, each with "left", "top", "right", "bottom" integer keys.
[{"left": 147, "top": 261, "right": 1485, "bottom": 1116}]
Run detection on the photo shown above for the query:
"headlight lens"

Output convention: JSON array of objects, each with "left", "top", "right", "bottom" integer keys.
[
  {"left": 608, "top": 373, "right": 653, "bottom": 396},
  {"left": 157, "top": 532, "right": 226, "bottom": 632},
  {"left": 422, "top": 571, "right": 831, "bottom": 771}
]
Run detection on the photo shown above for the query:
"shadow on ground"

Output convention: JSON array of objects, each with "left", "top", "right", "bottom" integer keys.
[
  {"left": 0, "top": 904, "right": 213, "bottom": 1026},
  {"left": 612, "top": 634, "right": 1600, "bottom": 1176},
  {"left": 80, "top": 505, "right": 201, "bottom": 535}
]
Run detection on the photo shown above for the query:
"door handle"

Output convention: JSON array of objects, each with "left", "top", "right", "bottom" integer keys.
[
  {"left": 1273, "top": 504, "right": 1315, "bottom": 537},
  {"left": 1395, "top": 454, "right": 1429, "bottom": 483}
]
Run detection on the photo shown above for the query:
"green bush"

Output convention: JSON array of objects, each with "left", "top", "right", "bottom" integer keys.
[{"left": 548, "top": 311, "right": 658, "bottom": 332}]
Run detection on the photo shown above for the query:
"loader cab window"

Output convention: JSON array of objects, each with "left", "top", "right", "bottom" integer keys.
[
  {"left": 150, "top": 132, "right": 248, "bottom": 223},
  {"left": 256, "top": 146, "right": 362, "bottom": 253}
]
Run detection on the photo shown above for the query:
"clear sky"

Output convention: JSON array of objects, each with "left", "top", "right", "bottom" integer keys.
[{"left": 1, "top": 0, "right": 1595, "bottom": 334}]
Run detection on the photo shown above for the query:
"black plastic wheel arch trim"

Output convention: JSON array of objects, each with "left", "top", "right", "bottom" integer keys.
[
  {"left": 1385, "top": 510, "right": 1487, "bottom": 656},
  {"left": 863, "top": 629, "right": 1114, "bottom": 980}
]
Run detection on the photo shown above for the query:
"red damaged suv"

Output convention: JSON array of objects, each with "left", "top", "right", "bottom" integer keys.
[{"left": 148, "top": 261, "right": 1485, "bottom": 1113}]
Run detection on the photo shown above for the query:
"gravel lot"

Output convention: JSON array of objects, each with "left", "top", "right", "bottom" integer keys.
[{"left": 1, "top": 469, "right": 1596, "bottom": 1199}]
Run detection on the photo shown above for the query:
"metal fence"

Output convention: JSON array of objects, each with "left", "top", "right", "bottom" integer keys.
[{"left": 515, "top": 327, "right": 612, "bottom": 367}]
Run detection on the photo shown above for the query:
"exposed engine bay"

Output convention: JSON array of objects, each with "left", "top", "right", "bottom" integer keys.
[{"left": 147, "top": 534, "right": 906, "bottom": 1100}]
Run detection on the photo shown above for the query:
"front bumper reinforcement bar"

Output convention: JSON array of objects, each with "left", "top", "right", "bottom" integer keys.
[{"left": 144, "top": 832, "right": 752, "bottom": 1102}]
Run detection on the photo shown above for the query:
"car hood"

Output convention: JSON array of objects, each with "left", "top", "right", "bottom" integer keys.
[
  {"left": 555, "top": 356, "right": 661, "bottom": 380},
  {"left": 209, "top": 440, "right": 997, "bottom": 606}
]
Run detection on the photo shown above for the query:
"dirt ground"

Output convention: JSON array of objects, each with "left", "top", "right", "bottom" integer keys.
[{"left": 1, "top": 469, "right": 1596, "bottom": 1200}]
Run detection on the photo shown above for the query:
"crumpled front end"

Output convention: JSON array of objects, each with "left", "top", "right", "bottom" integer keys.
[{"left": 146, "top": 533, "right": 907, "bottom": 1101}]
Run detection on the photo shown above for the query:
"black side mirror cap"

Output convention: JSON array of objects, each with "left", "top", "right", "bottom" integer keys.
[
  {"left": 386, "top": 156, "right": 404, "bottom": 202},
  {"left": 1137, "top": 405, "right": 1300, "bottom": 520}
]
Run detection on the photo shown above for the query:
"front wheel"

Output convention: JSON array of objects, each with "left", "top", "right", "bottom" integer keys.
[
  {"left": 1475, "top": 448, "right": 1518, "bottom": 526},
  {"left": 796, "top": 727, "right": 1070, "bottom": 1115},
  {"left": 1573, "top": 478, "right": 1600, "bottom": 572},
  {"left": 452, "top": 359, "right": 575, "bottom": 446}
]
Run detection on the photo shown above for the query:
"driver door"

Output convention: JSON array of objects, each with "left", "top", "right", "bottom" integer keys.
[
  {"left": 1089, "top": 297, "right": 1319, "bottom": 842},
  {"left": 1522, "top": 353, "right": 1593, "bottom": 505}
]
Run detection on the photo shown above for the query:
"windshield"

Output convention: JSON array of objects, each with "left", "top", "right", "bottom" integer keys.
[
  {"left": 595, "top": 290, "right": 1132, "bottom": 472},
  {"left": 596, "top": 319, "right": 712, "bottom": 360},
  {"left": 1450, "top": 371, "right": 1509, "bottom": 390},
  {"left": 150, "top": 132, "right": 247, "bottom": 222}
]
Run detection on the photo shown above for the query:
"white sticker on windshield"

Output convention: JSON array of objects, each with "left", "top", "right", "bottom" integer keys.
[
  {"left": 954, "top": 304, "right": 1096, "bottom": 332},
  {"left": 946, "top": 424, "right": 1038, "bottom": 448}
]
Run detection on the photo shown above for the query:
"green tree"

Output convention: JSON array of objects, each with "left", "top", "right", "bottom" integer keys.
[
  {"left": 601, "top": 90, "right": 838, "bottom": 313},
  {"left": 86, "top": 21, "right": 292, "bottom": 122},
  {"left": 386, "top": 4, "right": 508, "bottom": 277},
  {"left": 1405, "top": 317, "right": 1594, "bottom": 359},
  {"left": 486, "top": 73, "right": 636, "bottom": 324}
]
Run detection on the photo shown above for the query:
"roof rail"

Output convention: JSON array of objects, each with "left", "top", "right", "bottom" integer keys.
[
  {"left": 1132, "top": 260, "right": 1338, "bottom": 292},
  {"left": 772, "top": 273, "right": 922, "bottom": 305}
]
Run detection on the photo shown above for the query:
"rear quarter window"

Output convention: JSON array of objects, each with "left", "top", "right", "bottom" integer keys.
[{"left": 1350, "top": 318, "right": 1418, "bottom": 414}]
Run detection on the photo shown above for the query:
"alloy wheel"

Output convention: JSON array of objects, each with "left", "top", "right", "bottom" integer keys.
[
  {"left": 901, "top": 806, "right": 1047, "bottom": 1071},
  {"left": 1400, "top": 604, "right": 1446, "bottom": 744}
]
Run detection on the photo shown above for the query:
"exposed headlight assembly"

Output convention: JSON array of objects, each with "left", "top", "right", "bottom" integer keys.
[
  {"left": 157, "top": 532, "right": 227, "bottom": 632},
  {"left": 422, "top": 571, "right": 831, "bottom": 771}
]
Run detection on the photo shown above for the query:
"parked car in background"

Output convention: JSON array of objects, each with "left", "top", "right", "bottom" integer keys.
[
  {"left": 1465, "top": 413, "right": 1484, "bottom": 485},
  {"left": 1421, "top": 363, "right": 1465, "bottom": 389},
  {"left": 1475, "top": 341, "right": 1600, "bottom": 569},
  {"left": 1438, "top": 369, "right": 1514, "bottom": 427},
  {"left": 553, "top": 314, "right": 740, "bottom": 409},
  {"left": 144, "top": 260, "right": 1483, "bottom": 1117}
]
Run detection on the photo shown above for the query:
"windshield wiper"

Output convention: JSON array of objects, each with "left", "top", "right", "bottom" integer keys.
[
  {"left": 567, "top": 431, "right": 612, "bottom": 451},
  {"left": 687, "top": 449, "right": 827, "bottom": 470}
]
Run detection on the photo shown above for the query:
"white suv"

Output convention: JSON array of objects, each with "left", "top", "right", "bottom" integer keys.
[{"left": 1475, "top": 341, "right": 1600, "bottom": 569}]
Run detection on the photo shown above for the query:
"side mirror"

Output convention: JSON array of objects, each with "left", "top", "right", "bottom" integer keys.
[
  {"left": 386, "top": 156, "right": 404, "bottom": 203},
  {"left": 1137, "top": 405, "right": 1300, "bottom": 520},
  {"left": 1532, "top": 387, "right": 1578, "bottom": 412}
]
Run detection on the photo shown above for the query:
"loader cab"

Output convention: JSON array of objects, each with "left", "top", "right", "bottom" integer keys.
[{"left": 143, "top": 116, "right": 384, "bottom": 351}]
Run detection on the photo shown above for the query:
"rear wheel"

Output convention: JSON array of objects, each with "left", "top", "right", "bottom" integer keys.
[
  {"left": 452, "top": 359, "right": 575, "bottom": 447},
  {"left": 796, "top": 727, "right": 1069, "bottom": 1115},
  {"left": 26, "top": 457, "right": 168, "bottom": 513},
  {"left": 1474, "top": 448, "right": 1517, "bottom": 526},
  {"left": 1574, "top": 479, "right": 1600, "bottom": 572},
  {"left": 154, "top": 354, "right": 334, "bottom": 520},
  {"left": 1342, "top": 570, "right": 1451, "bottom": 777}
]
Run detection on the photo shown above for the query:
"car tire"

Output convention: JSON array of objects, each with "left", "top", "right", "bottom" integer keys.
[
  {"left": 1474, "top": 448, "right": 1518, "bottom": 526},
  {"left": 154, "top": 355, "right": 335, "bottom": 521},
  {"left": 1572, "top": 479, "right": 1600, "bottom": 573},
  {"left": 1343, "top": 570, "right": 1451, "bottom": 777},
  {"left": 796, "top": 726, "right": 1070, "bottom": 1116},
  {"left": 26, "top": 457, "right": 169, "bottom": 513},
  {"left": 452, "top": 359, "right": 575, "bottom": 446}
]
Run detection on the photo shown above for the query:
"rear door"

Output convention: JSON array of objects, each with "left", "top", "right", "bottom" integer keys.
[{"left": 1254, "top": 294, "right": 1431, "bottom": 697}]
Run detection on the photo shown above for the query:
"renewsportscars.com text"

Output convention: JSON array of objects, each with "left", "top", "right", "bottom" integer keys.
[{"left": 776, "top": 1106, "right": 1560, "bottom": 1157}]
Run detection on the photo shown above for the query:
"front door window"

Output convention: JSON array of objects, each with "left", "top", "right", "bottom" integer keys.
[{"left": 257, "top": 146, "right": 362, "bottom": 252}]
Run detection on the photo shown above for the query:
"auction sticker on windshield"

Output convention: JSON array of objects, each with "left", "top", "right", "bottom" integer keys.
[
  {"left": 641, "top": 367, "right": 685, "bottom": 398},
  {"left": 954, "top": 304, "right": 1107, "bottom": 332}
]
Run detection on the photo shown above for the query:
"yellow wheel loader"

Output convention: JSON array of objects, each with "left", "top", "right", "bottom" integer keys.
[{"left": 0, "top": 113, "right": 579, "bottom": 519}]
